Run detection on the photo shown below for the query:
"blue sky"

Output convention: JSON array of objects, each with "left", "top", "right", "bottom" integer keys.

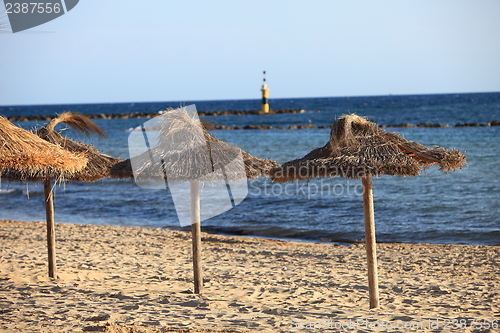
[{"left": 1, "top": 0, "right": 499, "bottom": 105}]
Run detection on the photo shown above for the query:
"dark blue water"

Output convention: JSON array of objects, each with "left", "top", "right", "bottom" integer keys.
[{"left": 1, "top": 93, "right": 499, "bottom": 245}]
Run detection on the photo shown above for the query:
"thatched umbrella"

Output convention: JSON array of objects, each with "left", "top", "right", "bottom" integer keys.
[
  {"left": 0, "top": 116, "right": 88, "bottom": 278},
  {"left": 0, "top": 116, "right": 87, "bottom": 180},
  {"left": 34, "top": 112, "right": 122, "bottom": 278},
  {"left": 270, "top": 114, "right": 466, "bottom": 309},
  {"left": 111, "top": 120, "right": 277, "bottom": 181},
  {"left": 111, "top": 106, "right": 278, "bottom": 293}
]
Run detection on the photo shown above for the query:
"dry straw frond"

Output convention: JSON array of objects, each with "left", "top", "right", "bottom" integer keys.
[
  {"left": 37, "top": 112, "right": 121, "bottom": 182},
  {"left": 45, "top": 112, "right": 106, "bottom": 138},
  {"left": 271, "top": 114, "right": 466, "bottom": 183}
]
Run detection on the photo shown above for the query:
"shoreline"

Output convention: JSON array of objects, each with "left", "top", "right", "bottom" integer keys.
[
  {"left": 1, "top": 219, "right": 496, "bottom": 248},
  {"left": 1, "top": 220, "right": 498, "bottom": 332}
]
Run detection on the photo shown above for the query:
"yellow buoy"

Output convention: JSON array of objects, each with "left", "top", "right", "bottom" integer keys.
[{"left": 261, "top": 71, "right": 269, "bottom": 113}]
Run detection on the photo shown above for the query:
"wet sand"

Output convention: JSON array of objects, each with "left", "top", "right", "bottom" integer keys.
[{"left": 0, "top": 220, "right": 498, "bottom": 332}]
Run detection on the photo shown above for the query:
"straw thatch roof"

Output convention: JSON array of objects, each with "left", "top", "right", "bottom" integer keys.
[
  {"left": 271, "top": 114, "right": 466, "bottom": 183},
  {"left": 36, "top": 112, "right": 122, "bottom": 182},
  {"left": 111, "top": 109, "right": 278, "bottom": 181},
  {"left": 0, "top": 116, "right": 87, "bottom": 181}
]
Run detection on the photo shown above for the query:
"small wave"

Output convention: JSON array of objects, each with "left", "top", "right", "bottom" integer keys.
[{"left": 0, "top": 189, "right": 18, "bottom": 195}]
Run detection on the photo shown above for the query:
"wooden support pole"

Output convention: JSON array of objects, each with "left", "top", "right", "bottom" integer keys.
[
  {"left": 190, "top": 180, "right": 203, "bottom": 294},
  {"left": 362, "top": 175, "right": 379, "bottom": 309},
  {"left": 44, "top": 179, "right": 57, "bottom": 279}
]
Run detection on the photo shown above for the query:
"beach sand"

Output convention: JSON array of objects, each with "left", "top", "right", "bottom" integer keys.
[{"left": 0, "top": 220, "right": 498, "bottom": 332}]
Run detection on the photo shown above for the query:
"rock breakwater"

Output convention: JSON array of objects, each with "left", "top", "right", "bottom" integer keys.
[{"left": 5, "top": 111, "right": 499, "bottom": 130}]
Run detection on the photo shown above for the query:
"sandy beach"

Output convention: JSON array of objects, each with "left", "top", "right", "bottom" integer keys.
[{"left": 0, "top": 220, "right": 498, "bottom": 332}]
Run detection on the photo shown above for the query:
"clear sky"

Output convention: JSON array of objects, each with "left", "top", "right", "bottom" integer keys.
[{"left": 1, "top": 0, "right": 499, "bottom": 106}]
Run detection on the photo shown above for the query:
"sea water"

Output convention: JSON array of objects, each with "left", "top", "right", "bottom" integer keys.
[{"left": 1, "top": 93, "right": 499, "bottom": 245}]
